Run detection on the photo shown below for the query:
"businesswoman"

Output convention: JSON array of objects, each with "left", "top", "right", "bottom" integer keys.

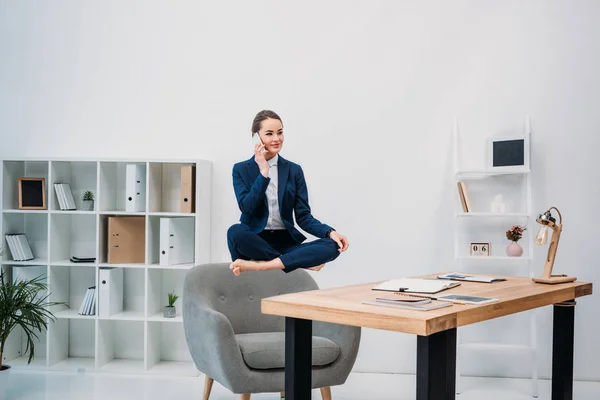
[{"left": 227, "top": 110, "right": 349, "bottom": 276}]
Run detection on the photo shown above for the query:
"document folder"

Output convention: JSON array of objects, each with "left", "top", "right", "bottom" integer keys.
[
  {"left": 98, "top": 267, "right": 123, "bottom": 317},
  {"left": 180, "top": 165, "right": 196, "bottom": 213},
  {"left": 107, "top": 216, "right": 145, "bottom": 264},
  {"left": 160, "top": 217, "right": 194, "bottom": 266},
  {"left": 125, "top": 164, "right": 146, "bottom": 212}
]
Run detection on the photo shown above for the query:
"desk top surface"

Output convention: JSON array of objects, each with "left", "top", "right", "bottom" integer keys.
[{"left": 261, "top": 273, "right": 593, "bottom": 336}]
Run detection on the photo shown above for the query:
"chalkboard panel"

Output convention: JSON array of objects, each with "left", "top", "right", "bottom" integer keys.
[
  {"left": 492, "top": 139, "right": 525, "bottom": 167},
  {"left": 19, "top": 178, "right": 46, "bottom": 210}
]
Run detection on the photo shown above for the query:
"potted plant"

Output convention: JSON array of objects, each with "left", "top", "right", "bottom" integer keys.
[
  {"left": 82, "top": 190, "right": 94, "bottom": 211},
  {"left": 0, "top": 260, "right": 64, "bottom": 378},
  {"left": 164, "top": 291, "right": 179, "bottom": 318},
  {"left": 505, "top": 225, "right": 527, "bottom": 257}
]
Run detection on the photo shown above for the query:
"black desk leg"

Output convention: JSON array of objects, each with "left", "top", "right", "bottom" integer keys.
[
  {"left": 285, "top": 317, "right": 312, "bottom": 400},
  {"left": 552, "top": 300, "right": 576, "bottom": 400},
  {"left": 417, "top": 328, "right": 456, "bottom": 400}
]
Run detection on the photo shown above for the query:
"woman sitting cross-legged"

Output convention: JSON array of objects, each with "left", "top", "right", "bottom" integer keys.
[{"left": 227, "top": 109, "right": 349, "bottom": 276}]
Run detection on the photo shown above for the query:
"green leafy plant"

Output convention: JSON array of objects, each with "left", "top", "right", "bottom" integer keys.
[
  {"left": 167, "top": 291, "right": 179, "bottom": 307},
  {"left": 506, "top": 225, "right": 526, "bottom": 242},
  {"left": 82, "top": 190, "right": 94, "bottom": 201},
  {"left": 0, "top": 268, "right": 65, "bottom": 370}
]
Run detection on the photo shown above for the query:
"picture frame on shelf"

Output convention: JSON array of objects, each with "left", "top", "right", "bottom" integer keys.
[
  {"left": 470, "top": 242, "right": 491, "bottom": 256},
  {"left": 486, "top": 133, "right": 530, "bottom": 172},
  {"left": 18, "top": 177, "right": 46, "bottom": 210}
]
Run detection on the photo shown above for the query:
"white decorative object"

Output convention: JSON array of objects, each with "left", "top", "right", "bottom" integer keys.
[
  {"left": 0, "top": 158, "right": 211, "bottom": 377},
  {"left": 490, "top": 194, "right": 506, "bottom": 213}
]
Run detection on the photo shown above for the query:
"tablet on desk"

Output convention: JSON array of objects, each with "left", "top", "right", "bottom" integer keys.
[{"left": 435, "top": 294, "right": 499, "bottom": 305}]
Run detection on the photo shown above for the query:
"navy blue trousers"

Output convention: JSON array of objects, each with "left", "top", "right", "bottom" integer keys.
[{"left": 227, "top": 223, "right": 341, "bottom": 273}]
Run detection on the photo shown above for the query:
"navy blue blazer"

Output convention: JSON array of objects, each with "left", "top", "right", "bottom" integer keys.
[{"left": 232, "top": 155, "right": 333, "bottom": 244}]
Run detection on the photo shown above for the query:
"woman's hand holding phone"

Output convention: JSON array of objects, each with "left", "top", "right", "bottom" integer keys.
[{"left": 253, "top": 133, "right": 269, "bottom": 177}]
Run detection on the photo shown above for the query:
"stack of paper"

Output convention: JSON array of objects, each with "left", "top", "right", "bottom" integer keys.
[
  {"left": 78, "top": 286, "right": 96, "bottom": 316},
  {"left": 5, "top": 234, "right": 35, "bottom": 261},
  {"left": 363, "top": 293, "right": 452, "bottom": 311},
  {"left": 437, "top": 272, "right": 506, "bottom": 283},
  {"left": 372, "top": 278, "right": 461, "bottom": 294},
  {"left": 54, "top": 183, "right": 77, "bottom": 210}
]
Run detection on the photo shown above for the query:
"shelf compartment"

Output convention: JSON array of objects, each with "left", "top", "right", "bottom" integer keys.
[
  {"left": 97, "top": 320, "right": 145, "bottom": 372},
  {"left": 49, "top": 213, "right": 97, "bottom": 263},
  {"left": 146, "top": 321, "right": 196, "bottom": 376},
  {"left": 147, "top": 268, "right": 186, "bottom": 320},
  {"left": 147, "top": 215, "right": 195, "bottom": 266},
  {"left": 49, "top": 264, "right": 97, "bottom": 317},
  {"left": 50, "top": 161, "right": 97, "bottom": 211},
  {"left": 3, "top": 160, "right": 49, "bottom": 211},
  {"left": 455, "top": 175, "right": 528, "bottom": 214},
  {"left": 98, "top": 161, "right": 146, "bottom": 213},
  {"left": 455, "top": 221, "right": 531, "bottom": 259},
  {"left": 96, "top": 267, "right": 145, "bottom": 319},
  {"left": 47, "top": 318, "right": 95, "bottom": 371},
  {"left": 148, "top": 162, "right": 196, "bottom": 214},
  {"left": 1, "top": 325, "right": 47, "bottom": 368},
  {"left": 98, "top": 214, "right": 146, "bottom": 265},
  {"left": 1, "top": 266, "right": 49, "bottom": 367},
  {"left": 2, "top": 212, "right": 48, "bottom": 263}
]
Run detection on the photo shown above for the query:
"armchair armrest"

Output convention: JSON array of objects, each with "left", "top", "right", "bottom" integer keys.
[
  {"left": 313, "top": 321, "right": 361, "bottom": 382},
  {"left": 182, "top": 282, "right": 251, "bottom": 392}
]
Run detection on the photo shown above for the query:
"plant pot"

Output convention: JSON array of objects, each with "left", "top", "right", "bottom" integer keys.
[
  {"left": 0, "top": 365, "right": 11, "bottom": 396},
  {"left": 164, "top": 306, "right": 176, "bottom": 318},
  {"left": 82, "top": 200, "right": 94, "bottom": 211},
  {"left": 506, "top": 241, "right": 523, "bottom": 257}
]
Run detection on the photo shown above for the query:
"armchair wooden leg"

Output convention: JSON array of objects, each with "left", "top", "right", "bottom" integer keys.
[
  {"left": 203, "top": 376, "right": 214, "bottom": 400},
  {"left": 240, "top": 395, "right": 250, "bottom": 400},
  {"left": 320, "top": 386, "right": 332, "bottom": 400}
]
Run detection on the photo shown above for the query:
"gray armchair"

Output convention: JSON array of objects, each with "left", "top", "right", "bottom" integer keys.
[{"left": 182, "top": 262, "right": 361, "bottom": 399}]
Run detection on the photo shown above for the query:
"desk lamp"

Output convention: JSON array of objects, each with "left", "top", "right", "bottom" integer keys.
[{"left": 532, "top": 206, "right": 577, "bottom": 284}]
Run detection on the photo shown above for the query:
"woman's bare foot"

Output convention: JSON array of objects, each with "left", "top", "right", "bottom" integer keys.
[
  {"left": 308, "top": 263, "right": 325, "bottom": 272},
  {"left": 229, "top": 259, "right": 258, "bottom": 276},
  {"left": 229, "top": 258, "right": 285, "bottom": 276}
]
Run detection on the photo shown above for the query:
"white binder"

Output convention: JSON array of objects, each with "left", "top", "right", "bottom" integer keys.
[
  {"left": 125, "top": 164, "right": 146, "bottom": 212},
  {"left": 159, "top": 217, "right": 194, "bottom": 266},
  {"left": 98, "top": 267, "right": 123, "bottom": 317}
]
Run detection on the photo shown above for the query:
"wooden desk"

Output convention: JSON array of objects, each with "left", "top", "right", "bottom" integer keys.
[{"left": 261, "top": 273, "right": 592, "bottom": 400}]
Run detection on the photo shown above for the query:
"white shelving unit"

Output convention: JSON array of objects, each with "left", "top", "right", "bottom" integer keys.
[
  {"left": 0, "top": 158, "right": 211, "bottom": 377},
  {"left": 452, "top": 118, "right": 538, "bottom": 398}
]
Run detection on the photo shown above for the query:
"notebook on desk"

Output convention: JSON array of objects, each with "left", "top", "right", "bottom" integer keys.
[
  {"left": 372, "top": 278, "right": 461, "bottom": 294},
  {"left": 362, "top": 299, "right": 453, "bottom": 311},
  {"left": 437, "top": 272, "right": 506, "bottom": 283}
]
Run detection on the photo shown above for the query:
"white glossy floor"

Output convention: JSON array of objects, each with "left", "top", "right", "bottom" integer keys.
[{"left": 1, "top": 369, "right": 599, "bottom": 400}]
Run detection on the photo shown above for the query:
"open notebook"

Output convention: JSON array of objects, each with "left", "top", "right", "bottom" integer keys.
[{"left": 372, "top": 278, "right": 460, "bottom": 294}]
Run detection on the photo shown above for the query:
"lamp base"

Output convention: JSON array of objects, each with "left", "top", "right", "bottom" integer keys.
[{"left": 532, "top": 275, "right": 577, "bottom": 284}]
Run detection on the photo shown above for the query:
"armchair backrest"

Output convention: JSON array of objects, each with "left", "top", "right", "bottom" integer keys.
[{"left": 185, "top": 263, "right": 319, "bottom": 334}]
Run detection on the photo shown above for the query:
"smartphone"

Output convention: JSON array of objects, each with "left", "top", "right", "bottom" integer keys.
[{"left": 252, "top": 133, "right": 264, "bottom": 148}]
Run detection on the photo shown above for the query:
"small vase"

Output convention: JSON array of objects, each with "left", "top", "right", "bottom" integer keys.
[
  {"left": 506, "top": 241, "right": 523, "bottom": 257},
  {"left": 82, "top": 200, "right": 94, "bottom": 211},
  {"left": 164, "top": 306, "right": 176, "bottom": 318}
]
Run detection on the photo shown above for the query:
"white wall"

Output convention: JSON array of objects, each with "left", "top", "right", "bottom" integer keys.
[{"left": 1, "top": 0, "right": 599, "bottom": 381}]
